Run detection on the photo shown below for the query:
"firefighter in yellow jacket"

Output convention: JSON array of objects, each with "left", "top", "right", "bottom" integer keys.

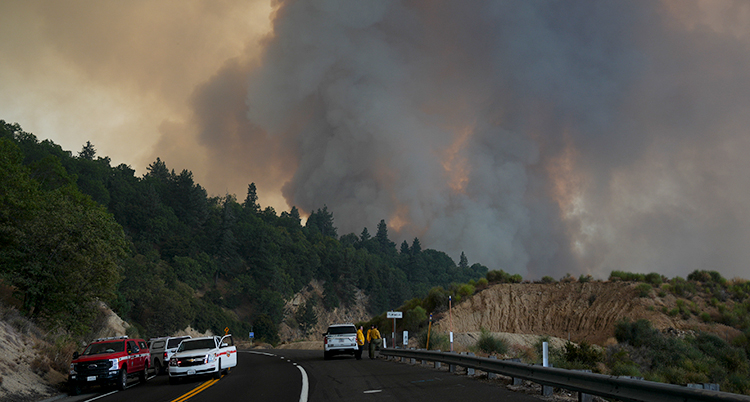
[
  {"left": 366, "top": 325, "right": 381, "bottom": 359},
  {"left": 355, "top": 326, "right": 365, "bottom": 360}
]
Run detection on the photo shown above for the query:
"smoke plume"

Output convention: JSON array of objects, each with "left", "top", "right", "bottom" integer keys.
[{"left": 4, "top": 0, "right": 750, "bottom": 280}]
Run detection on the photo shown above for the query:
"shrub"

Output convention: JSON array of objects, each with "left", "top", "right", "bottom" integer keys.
[
  {"left": 476, "top": 328, "right": 508, "bottom": 355},
  {"left": 456, "top": 283, "right": 475, "bottom": 301},
  {"left": 687, "top": 270, "right": 726, "bottom": 286},
  {"left": 645, "top": 273, "right": 663, "bottom": 286},
  {"left": 564, "top": 340, "right": 603, "bottom": 369},
  {"left": 418, "top": 329, "right": 449, "bottom": 351},
  {"left": 700, "top": 312, "right": 711, "bottom": 322},
  {"left": 560, "top": 273, "right": 575, "bottom": 283},
  {"left": 615, "top": 318, "right": 660, "bottom": 348},
  {"left": 486, "top": 270, "right": 512, "bottom": 283},
  {"left": 541, "top": 276, "right": 556, "bottom": 284},
  {"left": 635, "top": 283, "right": 652, "bottom": 297},
  {"left": 611, "top": 362, "right": 642, "bottom": 377},
  {"left": 610, "top": 271, "right": 646, "bottom": 282},
  {"left": 403, "top": 306, "right": 427, "bottom": 333},
  {"left": 579, "top": 274, "right": 593, "bottom": 283},
  {"left": 724, "top": 373, "right": 750, "bottom": 395}
]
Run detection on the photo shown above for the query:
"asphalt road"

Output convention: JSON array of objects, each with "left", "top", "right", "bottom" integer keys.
[{"left": 57, "top": 349, "right": 547, "bottom": 402}]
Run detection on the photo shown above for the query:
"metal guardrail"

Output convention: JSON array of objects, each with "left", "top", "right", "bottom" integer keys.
[{"left": 380, "top": 348, "right": 750, "bottom": 402}]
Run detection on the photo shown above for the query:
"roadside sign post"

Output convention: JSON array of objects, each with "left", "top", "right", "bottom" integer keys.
[
  {"left": 426, "top": 314, "right": 432, "bottom": 350},
  {"left": 449, "top": 296, "right": 454, "bottom": 352},
  {"left": 386, "top": 311, "right": 403, "bottom": 348}
]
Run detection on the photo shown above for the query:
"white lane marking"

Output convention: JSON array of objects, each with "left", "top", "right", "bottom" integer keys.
[
  {"left": 245, "top": 351, "right": 277, "bottom": 357},
  {"left": 296, "top": 365, "right": 309, "bottom": 402},
  {"left": 84, "top": 390, "right": 118, "bottom": 401},
  {"left": 243, "top": 350, "right": 308, "bottom": 402},
  {"left": 363, "top": 390, "right": 382, "bottom": 394}
]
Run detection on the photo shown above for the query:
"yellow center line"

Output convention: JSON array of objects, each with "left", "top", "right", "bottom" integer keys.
[{"left": 171, "top": 377, "right": 220, "bottom": 402}]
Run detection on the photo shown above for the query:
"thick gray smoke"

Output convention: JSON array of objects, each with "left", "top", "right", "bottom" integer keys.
[{"left": 193, "top": 0, "right": 750, "bottom": 280}]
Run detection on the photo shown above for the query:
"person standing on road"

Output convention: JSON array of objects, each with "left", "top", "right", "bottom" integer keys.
[
  {"left": 367, "top": 325, "right": 381, "bottom": 359},
  {"left": 355, "top": 326, "right": 365, "bottom": 360}
]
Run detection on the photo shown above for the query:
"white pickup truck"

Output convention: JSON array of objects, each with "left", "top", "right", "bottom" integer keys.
[{"left": 167, "top": 335, "right": 237, "bottom": 383}]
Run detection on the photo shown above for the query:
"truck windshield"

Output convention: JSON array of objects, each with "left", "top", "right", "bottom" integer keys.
[
  {"left": 83, "top": 341, "right": 125, "bottom": 355},
  {"left": 178, "top": 339, "right": 216, "bottom": 351},
  {"left": 167, "top": 337, "right": 188, "bottom": 349}
]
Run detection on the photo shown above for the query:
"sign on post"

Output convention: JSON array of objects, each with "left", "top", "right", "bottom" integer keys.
[{"left": 387, "top": 311, "right": 402, "bottom": 348}]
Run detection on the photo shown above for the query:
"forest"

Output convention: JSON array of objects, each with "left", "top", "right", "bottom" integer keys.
[{"left": 0, "top": 120, "right": 487, "bottom": 343}]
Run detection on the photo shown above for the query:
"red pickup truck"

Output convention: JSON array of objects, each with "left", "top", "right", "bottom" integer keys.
[{"left": 68, "top": 336, "right": 150, "bottom": 395}]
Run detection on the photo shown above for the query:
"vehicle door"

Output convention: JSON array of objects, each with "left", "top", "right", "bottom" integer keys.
[
  {"left": 219, "top": 335, "right": 237, "bottom": 368},
  {"left": 126, "top": 340, "right": 141, "bottom": 372},
  {"left": 138, "top": 340, "right": 150, "bottom": 368}
]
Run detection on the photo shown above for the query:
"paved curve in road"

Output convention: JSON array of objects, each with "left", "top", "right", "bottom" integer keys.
[{"left": 58, "top": 349, "right": 546, "bottom": 402}]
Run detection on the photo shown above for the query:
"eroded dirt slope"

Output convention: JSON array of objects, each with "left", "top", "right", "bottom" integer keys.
[{"left": 434, "top": 281, "right": 737, "bottom": 345}]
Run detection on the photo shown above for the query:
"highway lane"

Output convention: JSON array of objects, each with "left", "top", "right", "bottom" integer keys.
[
  {"left": 61, "top": 351, "right": 302, "bottom": 402},
  {"left": 57, "top": 349, "right": 546, "bottom": 402},
  {"left": 275, "top": 349, "right": 544, "bottom": 402}
]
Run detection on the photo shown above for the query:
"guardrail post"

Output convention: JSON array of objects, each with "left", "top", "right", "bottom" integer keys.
[
  {"left": 449, "top": 352, "right": 456, "bottom": 373},
  {"left": 542, "top": 384, "right": 553, "bottom": 397},
  {"left": 575, "top": 370, "right": 593, "bottom": 402},
  {"left": 505, "top": 358, "right": 522, "bottom": 385},
  {"left": 487, "top": 356, "right": 498, "bottom": 380},
  {"left": 434, "top": 350, "right": 441, "bottom": 369},
  {"left": 466, "top": 353, "right": 475, "bottom": 376},
  {"left": 689, "top": 383, "right": 720, "bottom": 391},
  {"left": 542, "top": 342, "right": 553, "bottom": 396}
]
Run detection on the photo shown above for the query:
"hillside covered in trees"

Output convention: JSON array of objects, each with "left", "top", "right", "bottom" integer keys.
[{"left": 0, "top": 120, "right": 487, "bottom": 343}]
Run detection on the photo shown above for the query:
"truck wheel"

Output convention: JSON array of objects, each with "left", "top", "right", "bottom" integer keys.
[
  {"left": 323, "top": 351, "right": 331, "bottom": 360},
  {"left": 68, "top": 382, "right": 81, "bottom": 396},
  {"left": 140, "top": 364, "right": 148, "bottom": 383},
  {"left": 117, "top": 368, "right": 128, "bottom": 390},
  {"left": 154, "top": 359, "right": 162, "bottom": 375},
  {"left": 213, "top": 361, "right": 222, "bottom": 379}
]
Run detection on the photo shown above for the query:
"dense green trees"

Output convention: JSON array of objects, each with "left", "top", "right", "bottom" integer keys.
[
  {"left": 0, "top": 120, "right": 488, "bottom": 343},
  {"left": 0, "top": 133, "right": 128, "bottom": 335}
]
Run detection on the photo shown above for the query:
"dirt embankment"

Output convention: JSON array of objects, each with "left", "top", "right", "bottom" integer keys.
[
  {"left": 278, "top": 280, "right": 371, "bottom": 344},
  {"left": 433, "top": 281, "right": 739, "bottom": 345}
]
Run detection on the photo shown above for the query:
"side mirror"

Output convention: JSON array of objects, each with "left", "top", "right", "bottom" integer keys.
[
  {"left": 221, "top": 343, "right": 228, "bottom": 347},
  {"left": 73, "top": 351, "right": 79, "bottom": 359}
]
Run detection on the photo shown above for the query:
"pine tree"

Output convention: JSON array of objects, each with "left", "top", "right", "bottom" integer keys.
[
  {"left": 360, "top": 227, "right": 371, "bottom": 242},
  {"left": 459, "top": 251, "right": 469, "bottom": 270},
  {"left": 78, "top": 141, "right": 96, "bottom": 160},
  {"left": 243, "top": 183, "right": 260, "bottom": 213}
]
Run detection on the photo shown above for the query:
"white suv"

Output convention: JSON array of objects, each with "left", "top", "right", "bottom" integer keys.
[
  {"left": 323, "top": 324, "right": 358, "bottom": 360},
  {"left": 168, "top": 335, "right": 237, "bottom": 383}
]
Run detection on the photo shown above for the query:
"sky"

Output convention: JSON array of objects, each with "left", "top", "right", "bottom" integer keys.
[{"left": 2, "top": 0, "right": 750, "bottom": 281}]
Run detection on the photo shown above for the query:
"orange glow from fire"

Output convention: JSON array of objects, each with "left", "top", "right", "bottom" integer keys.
[
  {"left": 442, "top": 126, "right": 473, "bottom": 194},
  {"left": 546, "top": 132, "right": 584, "bottom": 218}
]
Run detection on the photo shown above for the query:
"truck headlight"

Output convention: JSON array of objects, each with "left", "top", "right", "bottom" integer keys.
[{"left": 69, "top": 363, "right": 77, "bottom": 375}]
